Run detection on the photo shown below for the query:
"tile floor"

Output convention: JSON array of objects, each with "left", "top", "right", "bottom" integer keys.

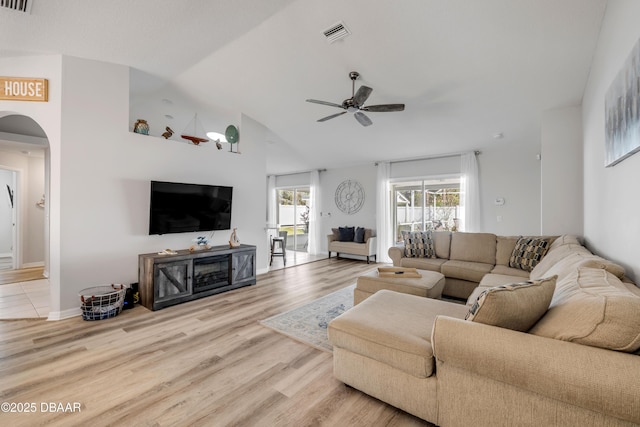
[{"left": 0, "top": 279, "right": 49, "bottom": 319}]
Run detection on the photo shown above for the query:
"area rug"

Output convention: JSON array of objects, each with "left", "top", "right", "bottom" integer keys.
[{"left": 259, "top": 284, "right": 354, "bottom": 352}]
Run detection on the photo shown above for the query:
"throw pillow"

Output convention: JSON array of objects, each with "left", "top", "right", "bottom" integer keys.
[
  {"left": 509, "top": 237, "right": 550, "bottom": 272},
  {"left": 354, "top": 227, "right": 366, "bottom": 243},
  {"left": 401, "top": 231, "right": 435, "bottom": 258},
  {"left": 338, "top": 226, "right": 355, "bottom": 242},
  {"left": 465, "top": 276, "right": 557, "bottom": 332},
  {"left": 331, "top": 228, "right": 340, "bottom": 240}
]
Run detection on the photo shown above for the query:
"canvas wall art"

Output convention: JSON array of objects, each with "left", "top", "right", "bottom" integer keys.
[{"left": 605, "top": 37, "right": 640, "bottom": 167}]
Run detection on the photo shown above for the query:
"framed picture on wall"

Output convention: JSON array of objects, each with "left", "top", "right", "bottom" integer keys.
[{"left": 604, "top": 37, "right": 640, "bottom": 167}]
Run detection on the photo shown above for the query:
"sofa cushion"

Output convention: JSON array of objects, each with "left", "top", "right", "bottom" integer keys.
[
  {"left": 441, "top": 260, "right": 494, "bottom": 283},
  {"left": 449, "top": 232, "right": 497, "bottom": 265},
  {"left": 509, "top": 237, "right": 550, "bottom": 272},
  {"left": 402, "top": 231, "right": 434, "bottom": 258},
  {"left": 338, "top": 226, "right": 355, "bottom": 242},
  {"left": 490, "top": 264, "right": 530, "bottom": 278},
  {"left": 432, "top": 231, "right": 452, "bottom": 259},
  {"left": 354, "top": 227, "right": 366, "bottom": 243},
  {"left": 548, "top": 234, "right": 582, "bottom": 250},
  {"left": 530, "top": 268, "right": 640, "bottom": 353},
  {"left": 530, "top": 243, "right": 591, "bottom": 279},
  {"left": 399, "top": 257, "right": 447, "bottom": 272},
  {"left": 531, "top": 244, "right": 626, "bottom": 282},
  {"left": 495, "top": 236, "right": 521, "bottom": 266},
  {"left": 465, "top": 276, "right": 557, "bottom": 331},
  {"left": 328, "top": 290, "right": 469, "bottom": 378}
]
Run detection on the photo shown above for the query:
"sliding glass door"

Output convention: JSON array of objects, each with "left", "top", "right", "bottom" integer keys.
[
  {"left": 277, "top": 187, "right": 310, "bottom": 252},
  {"left": 392, "top": 177, "right": 461, "bottom": 243}
]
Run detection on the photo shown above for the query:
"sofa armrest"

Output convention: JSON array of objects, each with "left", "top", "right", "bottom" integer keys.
[
  {"left": 364, "top": 236, "right": 377, "bottom": 256},
  {"left": 388, "top": 246, "right": 404, "bottom": 266},
  {"left": 432, "top": 316, "right": 640, "bottom": 424}
]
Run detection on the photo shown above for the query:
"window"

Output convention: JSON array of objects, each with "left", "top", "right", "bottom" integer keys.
[{"left": 392, "top": 177, "right": 460, "bottom": 243}]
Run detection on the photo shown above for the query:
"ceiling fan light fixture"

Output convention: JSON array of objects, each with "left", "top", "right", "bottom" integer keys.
[{"left": 206, "top": 131, "right": 228, "bottom": 143}]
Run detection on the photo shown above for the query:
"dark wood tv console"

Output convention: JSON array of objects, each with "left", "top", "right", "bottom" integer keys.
[{"left": 138, "top": 244, "right": 256, "bottom": 311}]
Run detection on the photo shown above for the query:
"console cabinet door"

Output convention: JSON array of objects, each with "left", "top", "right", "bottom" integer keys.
[
  {"left": 154, "top": 260, "right": 192, "bottom": 304},
  {"left": 232, "top": 251, "right": 255, "bottom": 285}
]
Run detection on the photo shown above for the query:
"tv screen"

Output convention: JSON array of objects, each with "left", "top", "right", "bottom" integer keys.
[{"left": 149, "top": 181, "right": 233, "bottom": 235}]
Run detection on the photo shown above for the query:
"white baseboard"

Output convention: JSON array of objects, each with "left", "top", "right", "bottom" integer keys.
[
  {"left": 47, "top": 307, "right": 81, "bottom": 321},
  {"left": 257, "top": 267, "right": 269, "bottom": 275}
]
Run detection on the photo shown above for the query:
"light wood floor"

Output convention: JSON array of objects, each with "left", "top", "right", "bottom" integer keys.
[
  {"left": 0, "top": 258, "right": 432, "bottom": 427},
  {"left": 0, "top": 266, "right": 46, "bottom": 286}
]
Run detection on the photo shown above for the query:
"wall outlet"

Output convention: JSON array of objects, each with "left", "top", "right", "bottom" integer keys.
[{"left": 497, "top": 215, "right": 503, "bottom": 222}]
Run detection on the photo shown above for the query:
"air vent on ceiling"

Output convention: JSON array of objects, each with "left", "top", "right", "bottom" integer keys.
[
  {"left": 323, "top": 21, "right": 351, "bottom": 43},
  {"left": 0, "top": 0, "right": 32, "bottom": 13}
]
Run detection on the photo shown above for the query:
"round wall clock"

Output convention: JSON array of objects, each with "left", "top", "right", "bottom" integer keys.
[{"left": 335, "top": 179, "right": 365, "bottom": 214}]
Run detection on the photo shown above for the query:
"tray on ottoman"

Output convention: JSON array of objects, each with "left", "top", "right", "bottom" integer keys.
[{"left": 355, "top": 268, "right": 445, "bottom": 305}]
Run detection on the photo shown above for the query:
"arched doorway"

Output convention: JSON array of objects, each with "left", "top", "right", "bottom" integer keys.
[{"left": 0, "top": 113, "right": 50, "bottom": 318}]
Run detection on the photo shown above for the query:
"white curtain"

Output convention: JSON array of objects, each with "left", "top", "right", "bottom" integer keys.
[
  {"left": 308, "top": 170, "right": 321, "bottom": 255},
  {"left": 266, "top": 175, "right": 277, "bottom": 228},
  {"left": 460, "top": 152, "right": 481, "bottom": 231},
  {"left": 376, "top": 162, "right": 393, "bottom": 263}
]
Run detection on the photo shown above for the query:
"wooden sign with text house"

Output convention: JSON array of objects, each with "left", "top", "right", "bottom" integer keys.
[{"left": 0, "top": 77, "right": 48, "bottom": 102}]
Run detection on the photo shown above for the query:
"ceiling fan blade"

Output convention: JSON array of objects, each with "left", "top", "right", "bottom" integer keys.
[
  {"left": 354, "top": 111, "right": 373, "bottom": 127},
  {"left": 361, "top": 104, "right": 405, "bottom": 112},
  {"left": 306, "top": 99, "right": 344, "bottom": 109},
  {"left": 353, "top": 85, "right": 373, "bottom": 106},
  {"left": 318, "top": 111, "right": 348, "bottom": 122}
]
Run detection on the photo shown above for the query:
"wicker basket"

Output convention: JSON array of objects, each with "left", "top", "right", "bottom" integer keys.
[{"left": 79, "top": 284, "right": 126, "bottom": 321}]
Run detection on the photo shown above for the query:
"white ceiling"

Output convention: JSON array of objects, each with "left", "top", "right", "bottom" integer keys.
[{"left": 0, "top": 0, "right": 607, "bottom": 174}]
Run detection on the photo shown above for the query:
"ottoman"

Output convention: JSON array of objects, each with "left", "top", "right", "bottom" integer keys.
[{"left": 355, "top": 267, "right": 445, "bottom": 304}]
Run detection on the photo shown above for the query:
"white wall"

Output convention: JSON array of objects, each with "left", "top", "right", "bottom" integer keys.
[
  {"left": 540, "top": 106, "right": 583, "bottom": 236},
  {"left": 313, "top": 146, "right": 543, "bottom": 257},
  {"left": 56, "top": 56, "right": 268, "bottom": 313},
  {"left": 0, "top": 168, "right": 13, "bottom": 254},
  {"left": 320, "top": 164, "right": 377, "bottom": 252},
  {"left": 478, "top": 142, "right": 542, "bottom": 235},
  {"left": 0, "top": 54, "right": 63, "bottom": 314},
  {"left": 2, "top": 55, "right": 268, "bottom": 317},
  {"left": 582, "top": 0, "right": 640, "bottom": 281},
  {"left": 25, "top": 156, "right": 45, "bottom": 264},
  {"left": 0, "top": 154, "right": 45, "bottom": 265}
]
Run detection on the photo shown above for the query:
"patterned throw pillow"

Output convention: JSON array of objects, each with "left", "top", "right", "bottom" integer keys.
[
  {"left": 509, "top": 237, "right": 550, "bottom": 272},
  {"left": 401, "top": 231, "right": 435, "bottom": 258},
  {"left": 466, "top": 276, "right": 557, "bottom": 331}
]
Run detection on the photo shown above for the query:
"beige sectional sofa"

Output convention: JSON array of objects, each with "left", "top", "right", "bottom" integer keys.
[
  {"left": 389, "top": 231, "right": 544, "bottom": 299},
  {"left": 327, "top": 227, "right": 376, "bottom": 264},
  {"left": 328, "top": 234, "right": 640, "bottom": 426}
]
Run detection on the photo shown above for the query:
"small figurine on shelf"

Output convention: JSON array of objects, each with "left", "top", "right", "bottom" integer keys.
[
  {"left": 133, "top": 119, "right": 150, "bottom": 135},
  {"left": 229, "top": 228, "right": 240, "bottom": 248},
  {"left": 162, "top": 126, "right": 174, "bottom": 139},
  {"left": 189, "top": 236, "right": 210, "bottom": 252}
]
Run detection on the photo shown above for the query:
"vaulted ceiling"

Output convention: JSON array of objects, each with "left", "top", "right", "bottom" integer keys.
[{"left": 0, "top": 0, "right": 608, "bottom": 174}]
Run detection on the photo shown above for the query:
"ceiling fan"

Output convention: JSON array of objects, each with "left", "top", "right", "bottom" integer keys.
[{"left": 306, "top": 71, "right": 405, "bottom": 127}]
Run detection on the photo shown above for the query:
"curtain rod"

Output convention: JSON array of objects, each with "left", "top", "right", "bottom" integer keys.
[
  {"left": 375, "top": 150, "right": 481, "bottom": 166},
  {"left": 269, "top": 168, "right": 326, "bottom": 178}
]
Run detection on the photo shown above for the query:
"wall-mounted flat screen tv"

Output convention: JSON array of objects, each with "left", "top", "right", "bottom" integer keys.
[{"left": 149, "top": 181, "right": 233, "bottom": 235}]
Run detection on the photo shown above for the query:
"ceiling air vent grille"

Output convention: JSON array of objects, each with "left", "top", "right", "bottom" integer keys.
[
  {"left": 323, "top": 21, "right": 351, "bottom": 43},
  {"left": 0, "top": 0, "right": 32, "bottom": 13}
]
